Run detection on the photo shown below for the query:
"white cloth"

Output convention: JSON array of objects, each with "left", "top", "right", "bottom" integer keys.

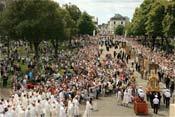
[
  {"left": 128, "top": 88, "right": 133, "bottom": 102},
  {"left": 139, "top": 91, "right": 145, "bottom": 98},
  {"left": 83, "top": 101, "right": 93, "bottom": 117},
  {"left": 36, "top": 102, "right": 43, "bottom": 116},
  {"left": 25, "top": 109, "right": 31, "bottom": 117},
  {"left": 59, "top": 92, "right": 65, "bottom": 101},
  {"left": 122, "top": 91, "right": 129, "bottom": 104},
  {"left": 67, "top": 102, "right": 74, "bottom": 117},
  {"left": 0, "top": 114, "right": 3, "bottom": 117},
  {"left": 164, "top": 91, "right": 171, "bottom": 98},
  {"left": 59, "top": 105, "right": 66, "bottom": 117},
  {"left": 51, "top": 108, "right": 58, "bottom": 117},
  {"left": 73, "top": 99, "right": 79, "bottom": 116},
  {"left": 117, "top": 91, "right": 122, "bottom": 104},
  {"left": 18, "top": 110, "right": 25, "bottom": 117},
  {"left": 45, "top": 102, "right": 51, "bottom": 117},
  {"left": 153, "top": 98, "right": 159, "bottom": 104},
  {"left": 0, "top": 104, "right": 4, "bottom": 113}
]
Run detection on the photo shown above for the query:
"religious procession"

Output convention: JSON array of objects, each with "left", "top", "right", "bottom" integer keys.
[
  {"left": 0, "top": 34, "right": 174, "bottom": 117},
  {"left": 0, "top": 0, "right": 175, "bottom": 117}
]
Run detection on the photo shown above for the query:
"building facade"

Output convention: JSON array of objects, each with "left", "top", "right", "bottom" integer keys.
[
  {"left": 107, "top": 14, "right": 129, "bottom": 34},
  {"left": 98, "top": 23, "right": 108, "bottom": 35}
]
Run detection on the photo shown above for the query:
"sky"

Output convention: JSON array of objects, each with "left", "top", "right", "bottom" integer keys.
[{"left": 54, "top": 0, "right": 144, "bottom": 25}]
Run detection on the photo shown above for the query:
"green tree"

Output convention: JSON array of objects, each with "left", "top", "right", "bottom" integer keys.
[
  {"left": 145, "top": 0, "right": 165, "bottom": 49},
  {"left": 162, "top": 0, "right": 175, "bottom": 51},
  {"left": 63, "top": 4, "right": 81, "bottom": 42},
  {"left": 77, "top": 12, "right": 95, "bottom": 35},
  {"left": 163, "top": 0, "right": 175, "bottom": 38},
  {"left": 115, "top": 25, "right": 124, "bottom": 36},
  {"left": 1, "top": 0, "right": 60, "bottom": 60},
  {"left": 43, "top": 2, "right": 66, "bottom": 57},
  {"left": 128, "top": 0, "right": 154, "bottom": 45}
]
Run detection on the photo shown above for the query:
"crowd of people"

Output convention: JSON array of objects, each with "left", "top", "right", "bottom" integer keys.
[
  {"left": 126, "top": 38, "right": 175, "bottom": 79},
  {"left": 0, "top": 36, "right": 136, "bottom": 117},
  {"left": 0, "top": 35, "right": 174, "bottom": 117}
]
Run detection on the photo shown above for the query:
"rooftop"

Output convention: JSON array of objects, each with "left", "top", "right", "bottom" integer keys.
[{"left": 110, "top": 13, "right": 127, "bottom": 20}]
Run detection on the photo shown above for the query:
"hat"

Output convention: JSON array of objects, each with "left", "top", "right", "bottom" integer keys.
[{"left": 155, "top": 95, "right": 158, "bottom": 98}]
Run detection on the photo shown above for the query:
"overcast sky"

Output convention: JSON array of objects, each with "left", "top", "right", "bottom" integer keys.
[{"left": 54, "top": 0, "right": 143, "bottom": 24}]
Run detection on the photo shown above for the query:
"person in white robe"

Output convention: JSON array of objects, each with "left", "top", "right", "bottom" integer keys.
[
  {"left": 59, "top": 91, "right": 65, "bottom": 101},
  {"left": 18, "top": 107, "right": 25, "bottom": 117},
  {"left": 73, "top": 96, "right": 80, "bottom": 117},
  {"left": 37, "top": 94, "right": 42, "bottom": 101},
  {"left": 5, "top": 106, "right": 12, "bottom": 117},
  {"left": 30, "top": 104, "right": 37, "bottom": 117},
  {"left": 122, "top": 90, "right": 129, "bottom": 106},
  {"left": 67, "top": 101, "right": 74, "bottom": 117},
  {"left": 51, "top": 106, "right": 58, "bottom": 117},
  {"left": 36, "top": 100, "right": 43, "bottom": 117},
  {"left": 0, "top": 113, "right": 3, "bottom": 117},
  {"left": 50, "top": 95, "right": 55, "bottom": 103},
  {"left": 117, "top": 90, "right": 122, "bottom": 105},
  {"left": 59, "top": 102, "right": 67, "bottom": 117},
  {"left": 83, "top": 101, "right": 93, "bottom": 117},
  {"left": 0, "top": 102, "right": 4, "bottom": 114},
  {"left": 16, "top": 104, "right": 21, "bottom": 115},
  {"left": 41, "top": 99, "right": 46, "bottom": 115},
  {"left": 128, "top": 87, "right": 133, "bottom": 103},
  {"left": 44, "top": 100, "right": 51, "bottom": 117},
  {"left": 25, "top": 107, "right": 31, "bottom": 117}
]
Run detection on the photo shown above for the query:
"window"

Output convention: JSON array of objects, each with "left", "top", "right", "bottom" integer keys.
[
  {"left": 114, "top": 21, "right": 116, "bottom": 24},
  {"left": 121, "top": 21, "right": 123, "bottom": 24}
]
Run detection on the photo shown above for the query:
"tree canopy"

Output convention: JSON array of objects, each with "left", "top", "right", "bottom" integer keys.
[
  {"left": 126, "top": 0, "right": 175, "bottom": 51},
  {"left": 0, "top": 0, "right": 96, "bottom": 59},
  {"left": 115, "top": 25, "right": 124, "bottom": 36},
  {"left": 77, "top": 12, "right": 95, "bottom": 35}
]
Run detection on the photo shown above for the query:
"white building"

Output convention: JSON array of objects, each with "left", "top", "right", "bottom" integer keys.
[
  {"left": 107, "top": 14, "right": 129, "bottom": 34},
  {"left": 98, "top": 23, "right": 108, "bottom": 35}
]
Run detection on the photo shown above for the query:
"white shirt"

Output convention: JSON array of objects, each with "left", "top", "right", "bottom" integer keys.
[
  {"left": 59, "top": 106, "right": 66, "bottom": 117},
  {"left": 164, "top": 91, "right": 171, "bottom": 98},
  {"left": 0, "top": 113, "right": 4, "bottom": 117},
  {"left": 139, "top": 92, "right": 145, "bottom": 98},
  {"left": 0, "top": 104, "right": 4, "bottom": 113},
  {"left": 153, "top": 98, "right": 159, "bottom": 104}
]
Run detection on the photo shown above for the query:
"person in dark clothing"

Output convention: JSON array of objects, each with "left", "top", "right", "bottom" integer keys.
[
  {"left": 157, "top": 92, "right": 161, "bottom": 108},
  {"left": 150, "top": 92, "right": 155, "bottom": 108},
  {"left": 2, "top": 73, "right": 8, "bottom": 88},
  {"left": 113, "top": 51, "right": 116, "bottom": 58},
  {"left": 165, "top": 77, "right": 170, "bottom": 88},
  {"left": 153, "top": 95, "right": 159, "bottom": 114},
  {"left": 106, "top": 46, "right": 109, "bottom": 51},
  {"left": 158, "top": 70, "right": 163, "bottom": 82},
  {"left": 170, "top": 81, "right": 174, "bottom": 97},
  {"left": 117, "top": 53, "right": 119, "bottom": 59},
  {"left": 164, "top": 90, "right": 171, "bottom": 108}
]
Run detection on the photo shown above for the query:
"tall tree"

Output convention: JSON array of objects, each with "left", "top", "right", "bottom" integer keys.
[
  {"left": 43, "top": 2, "right": 66, "bottom": 57},
  {"left": 145, "top": 0, "right": 165, "bottom": 49},
  {"left": 77, "top": 12, "right": 95, "bottom": 35},
  {"left": 128, "top": 0, "right": 154, "bottom": 41},
  {"left": 63, "top": 4, "right": 81, "bottom": 42},
  {"left": 163, "top": 0, "right": 175, "bottom": 38},
  {"left": 1, "top": 0, "right": 59, "bottom": 60}
]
